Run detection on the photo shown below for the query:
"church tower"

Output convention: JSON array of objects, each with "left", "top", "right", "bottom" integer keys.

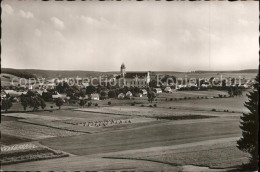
[{"left": 121, "top": 63, "right": 126, "bottom": 77}]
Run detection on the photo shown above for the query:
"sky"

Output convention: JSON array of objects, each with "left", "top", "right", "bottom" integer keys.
[{"left": 1, "top": 0, "right": 259, "bottom": 72}]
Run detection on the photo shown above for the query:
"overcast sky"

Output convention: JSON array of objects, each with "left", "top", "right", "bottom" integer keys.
[{"left": 1, "top": 0, "right": 258, "bottom": 72}]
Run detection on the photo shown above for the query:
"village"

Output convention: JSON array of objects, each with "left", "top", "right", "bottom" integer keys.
[{"left": 1, "top": 64, "right": 255, "bottom": 112}]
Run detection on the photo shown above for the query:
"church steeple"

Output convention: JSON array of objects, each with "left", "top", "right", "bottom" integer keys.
[{"left": 121, "top": 63, "right": 126, "bottom": 77}]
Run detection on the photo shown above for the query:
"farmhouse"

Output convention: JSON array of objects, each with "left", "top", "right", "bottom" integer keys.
[
  {"left": 126, "top": 91, "right": 133, "bottom": 98},
  {"left": 52, "top": 92, "right": 67, "bottom": 99},
  {"left": 141, "top": 89, "right": 147, "bottom": 95},
  {"left": 118, "top": 93, "right": 125, "bottom": 99},
  {"left": 91, "top": 93, "right": 100, "bottom": 100},
  {"left": 118, "top": 63, "right": 150, "bottom": 88},
  {"left": 154, "top": 88, "right": 162, "bottom": 94},
  {"left": 164, "top": 87, "right": 172, "bottom": 93}
]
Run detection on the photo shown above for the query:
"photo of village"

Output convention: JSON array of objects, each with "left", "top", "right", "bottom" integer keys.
[{"left": 1, "top": 1, "right": 259, "bottom": 172}]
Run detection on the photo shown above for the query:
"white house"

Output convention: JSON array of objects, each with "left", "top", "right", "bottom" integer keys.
[
  {"left": 118, "top": 93, "right": 125, "bottom": 99},
  {"left": 141, "top": 89, "right": 147, "bottom": 95},
  {"left": 164, "top": 87, "right": 172, "bottom": 93},
  {"left": 154, "top": 88, "right": 162, "bottom": 94},
  {"left": 135, "top": 93, "right": 143, "bottom": 97},
  {"left": 4, "top": 90, "right": 27, "bottom": 97},
  {"left": 126, "top": 91, "right": 133, "bottom": 98},
  {"left": 52, "top": 92, "right": 67, "bottom": 99},
  {"left": 91, "top": 93, "right": 100, "bottom": 100}
]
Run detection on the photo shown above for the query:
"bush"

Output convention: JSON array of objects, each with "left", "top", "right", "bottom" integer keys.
[
  {"left": 170, "top": 98, "right": 173, "bottom": 101},
  {"left": 131, "top": 102, "right": 135, "bottom": 106},
  {"left": 95, "top": 103, "right": 98, "bottom": 107},
  {"left": 169, "top": 107, "right": 172, "bottom": 109},
  {"left": 153, "top": 104, "right": 157, "bottom": 107},
  {"left": 224, "top": 95, "right": 227, "bottom": 98},
  {"left": 149, "top": 105, "right": 153, "bottom": 107},
  {"left": 88, "top": 102, "right": 92, "bottom": 107},
  {"left": 174, "top": 98, "right": 177, "bottom": 101},
  {"left": 197, "top": 96, "right": 200, "bottom": 99},
  {"left": 165, "top": 98, "right": 168, "bottom": 101},
  {"left": 50, "top": 106, "right": 53, "bottom": 109},
  {"left": 141, "top": 104, "right": 144, "bottom": 107},
  {"left": 184, "top": 97, "right": 187, "bottom": 100},
  {"left": 188, "top": 97, "right": 191, "bottom": 100},
  {"left": 218, "top": 94, "right": 223, "bottom": 98},
  {"left": 212, "top": 108, "right": 216, "bottom": 111},
  {"left": 205, "top": 97, "right": 208, "bottom": 99},
  {"left": 155, "top": 99, "right": 157, "bottom": 101},
  {"left": 108, "top": 101, "right": 111, "bottom": 105}
]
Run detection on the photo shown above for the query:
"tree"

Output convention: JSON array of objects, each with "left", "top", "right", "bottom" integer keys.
[
  {"left": 79, "top": 99, "right": 86, "bottom": 107},
  {"left": 149, "top": 80, "right": 157, "bottom": 88},
  {"left": 86, "top": 86, "right": 96, "bottom": 95},
  {"left": 21, "top": 96, "right": 30, "bottom": 111},
  {"left": 55, "top": 98, "right": 64, "bottom": 110},
  {"left": 147, "top": 91, "right": 156, "bottom": 103},
  {"left": 28, "top": 96, "right": 45, "bottom": 111},
  {"left": 42, "top": 91, "right": 53, "bottom": 102},
  {"left": 21, "top": 92, "right": 46, "bottom": 111},
  {"left": 237, "top": 74, "right": 259, "bottom": 170},
  {"left": 40, "top": 98, "right": 46, "bottom": 109},
  {"left": 108, "top": 90, "right": 116, "bottom": 98},
  {"left": 100, "top": 91, "right": 107, "bottom": 100},
  {"left": 1, "top": 98, "right": 13, "bottom": 112}
]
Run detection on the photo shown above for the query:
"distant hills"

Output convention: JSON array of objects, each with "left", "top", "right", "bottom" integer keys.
[
  {"left": 1, "top": 68, "right": 258, "bottom": 79},
  {"left": 194, "top": 69, "right": 258, "bottom": 73}
]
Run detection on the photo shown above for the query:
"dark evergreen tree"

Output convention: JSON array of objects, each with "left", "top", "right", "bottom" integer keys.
[{"left": 237, "top": 74, "right": 259, "bottom": 170}]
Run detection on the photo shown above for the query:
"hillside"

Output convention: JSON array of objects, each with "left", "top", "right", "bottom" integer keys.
[
  {"left": 1, "top": 68, "right": 119, "bottom": 79},
  {"left": 1, "top": 68, "right": 258, "bottom": 80}
]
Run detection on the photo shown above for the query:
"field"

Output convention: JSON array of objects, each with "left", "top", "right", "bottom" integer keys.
[{"left": 1, "top": 90, "right": 253, "bottom": 171}]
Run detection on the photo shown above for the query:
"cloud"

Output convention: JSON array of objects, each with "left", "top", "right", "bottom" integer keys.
[
  {"left": 79, "top": 15, "right": 118, "bottom": 30},
  {"left": 51, "top": 17, "right": 64, "bottom": 29},
  {"left": 19, "top": 10, "right": 34, "bottom": 19},
  {"left": 3, "top": 4, "right": 14, "bottom": 15},
  {"left": 80, "top": 16, "right": 97, "bottom": 25},
  {"left": 34, "top": 29, "right": 42, "bottom": 37}
]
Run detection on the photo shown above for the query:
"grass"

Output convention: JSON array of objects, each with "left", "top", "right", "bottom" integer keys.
[
  {"left": 102, "top": 141, "right": 249, "bottom": 169},
  {"left": 154, "top": 115, "right": 216, "bottom": 120},
  {"left": 1, "top": 146, "right": 69, "bottom": 165}
]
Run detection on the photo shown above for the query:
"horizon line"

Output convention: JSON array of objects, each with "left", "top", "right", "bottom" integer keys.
[{"left": 1, "top": 67, "right": 258, "bottom": 73}]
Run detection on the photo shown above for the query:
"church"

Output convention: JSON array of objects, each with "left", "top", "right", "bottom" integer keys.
[{"left": 117, "top": 63, "right": 150, "bottom": 88}]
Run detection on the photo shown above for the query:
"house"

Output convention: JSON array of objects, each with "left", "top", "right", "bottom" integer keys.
[
  {"left": 164, "top": 87, "right": 172, "bottom": 93},
  {"left": 126, "top": 91, "right": 133, "bottom": 98},
  {"left": 117, "top": 63, "right": 150, "bottom": 88},
  {"left": 35, "top": 89, "right": 48, "bottom": 96},
  {"left": 141, "top": 89, "right": 147, "bottom": 95},
  {"left": 118, "top": 93, "right": 125, "bottom": 99},
  {"left": 4, "top": 90, "right": 25, "bottom": 97},
  {"left": 134, "top": 93, "right": 143, "bottom": 97},
  {"left": 154, "top": 88, "right": 162, "bottom": 94},
  {"left": 79, "top": 95, "right": 89, "bottom": 100},
  {"left": 1, "top": 90, "right": 7, "bottom": 99},
  {"left": 52, "top": 92, "right": 67, "bottom": 99},
  {"left": 90, "top": 93, "right": 100, "bottom": 100}
]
